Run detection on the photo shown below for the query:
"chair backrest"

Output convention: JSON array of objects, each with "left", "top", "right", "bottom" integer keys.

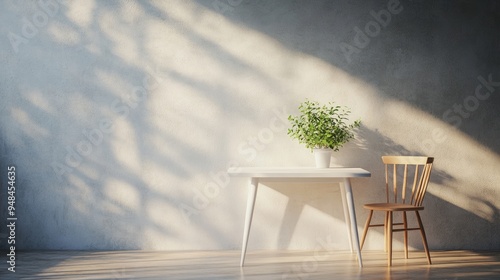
[{"left": 382, "top": 156, "right": 434, "bottom": 206}]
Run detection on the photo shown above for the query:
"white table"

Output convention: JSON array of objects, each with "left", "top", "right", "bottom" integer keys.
[{"left": 227, "top": 167, "right": 371, "bottom": 268}]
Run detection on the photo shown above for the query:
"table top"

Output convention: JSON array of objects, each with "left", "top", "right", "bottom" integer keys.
[{"left": 227, "top": 167, "right": 371, "bottom": 178}]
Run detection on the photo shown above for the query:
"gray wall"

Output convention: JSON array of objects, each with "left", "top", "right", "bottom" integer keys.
[{"left": 0, "top": 0, "right": 499, "bottom": 251}]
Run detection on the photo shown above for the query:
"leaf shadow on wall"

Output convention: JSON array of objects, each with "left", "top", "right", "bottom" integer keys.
[{"left": 196, "top": 0, "right": 500, "bottom": 154}]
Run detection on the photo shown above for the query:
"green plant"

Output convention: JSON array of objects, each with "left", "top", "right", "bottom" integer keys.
[{"left": 287, "top": 100, "right": 361, "bottom": 151}]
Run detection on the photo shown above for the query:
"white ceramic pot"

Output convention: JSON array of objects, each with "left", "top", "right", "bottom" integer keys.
[{"left": 313, "top": 148, "right": 332, "bottom": 168}]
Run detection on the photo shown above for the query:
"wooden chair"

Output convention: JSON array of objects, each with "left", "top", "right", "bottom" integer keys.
[{"left": 360, "top": 156, "right": 434, "bottom": 266}]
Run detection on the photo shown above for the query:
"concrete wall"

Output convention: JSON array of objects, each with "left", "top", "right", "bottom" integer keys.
[{"left": 0, "top": 0, "right": 499, "bottom": 251}]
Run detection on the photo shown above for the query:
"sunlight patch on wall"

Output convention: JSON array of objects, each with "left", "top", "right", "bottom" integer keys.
[
  {"left": 78, "top": 161, "right": 101, "bottom": 181},
  {"left": 146, "top": 197, "right": 181, "bottom": 229},
  {"left": 10, "top": 107, "right": 49, "bottom": 138},
  {"left": 66, "top": 173, "right": 94, "bottom": 215},
  {"left": 110, "top": 118, "right": 141, "bottom": 172},
  {"left": 141, "top": 227, "right": 165, "bottom": 250},
  {"left": 104, "top": 178, "right": 140, "bottom": 212},
  {"left": 48, "top": 21, "right": 81, "bottom": 46},
  {"left": 23, "top": 89, "right": 55, "bottom": 114},
  {"left": 94, "top": 68, "right": 134, "bottom": 100},
  {"left": 99, "top": 10, "right": 140, "bottom": 65},
  {"left": 66, "top": 0, "right": 96, "bottom": 27},
  {"left": 66, "top": 91, "right": 96, "bottom": 123}
]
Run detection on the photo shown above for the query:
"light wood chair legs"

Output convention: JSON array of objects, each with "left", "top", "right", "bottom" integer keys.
[
  {"left": 415, "top": 211, "right": 432, "bottom": 265},
  {"left": 360, "top": 210, "right": 373, "bottom": 250},
  {"left": 403, "top": 211, "right": 408, "bottom": 259},
  {"left": 360, "top": 210, "right": 432, "bottom": 266},
  {"left": 387, "top": 211, "right": 393, "bottom": 266}
]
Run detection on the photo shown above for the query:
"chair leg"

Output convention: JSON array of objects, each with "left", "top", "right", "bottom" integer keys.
[
  {"left": 415, "top": 211, "right": 432, "bottom": 265},
  {"left": 360, "top": 210, "right": 373, "bottom": 250},
  {"left": 387, "top": 211, "right": 393, "bottom": 266},
  {"left": 403, "top": 211, "right": 408, "bottom": 259},
  {"left": 384, "top": 212, "right": 389, "bottom": 252}
]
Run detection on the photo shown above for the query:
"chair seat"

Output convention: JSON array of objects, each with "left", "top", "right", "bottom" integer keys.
[{"left": 364, "top": 203, "right": 424, "bottom": 211}]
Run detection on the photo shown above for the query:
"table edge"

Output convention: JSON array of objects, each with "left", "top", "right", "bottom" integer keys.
[{"left": 227, "top": 167, "right": 371, "bottom": 178}]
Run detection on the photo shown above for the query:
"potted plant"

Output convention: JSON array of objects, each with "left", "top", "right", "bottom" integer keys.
[{"left": 287, "top": 100, "right": 361, "bottom": 168}]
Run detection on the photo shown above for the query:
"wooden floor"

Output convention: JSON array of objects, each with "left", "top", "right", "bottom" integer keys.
[{"left": 1, "top": 250, "right": 499, "bottom": 279}]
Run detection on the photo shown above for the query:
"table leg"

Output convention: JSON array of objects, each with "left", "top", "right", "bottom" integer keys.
[
  {"left": 343, "top": 178, "right": 363, "bottom": 267},
  {"left": 340, "top": 185, "right": 354, "bottom": 253},
  {"left": 240, "top": 177, "right": 259, "bottom": 267}
]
